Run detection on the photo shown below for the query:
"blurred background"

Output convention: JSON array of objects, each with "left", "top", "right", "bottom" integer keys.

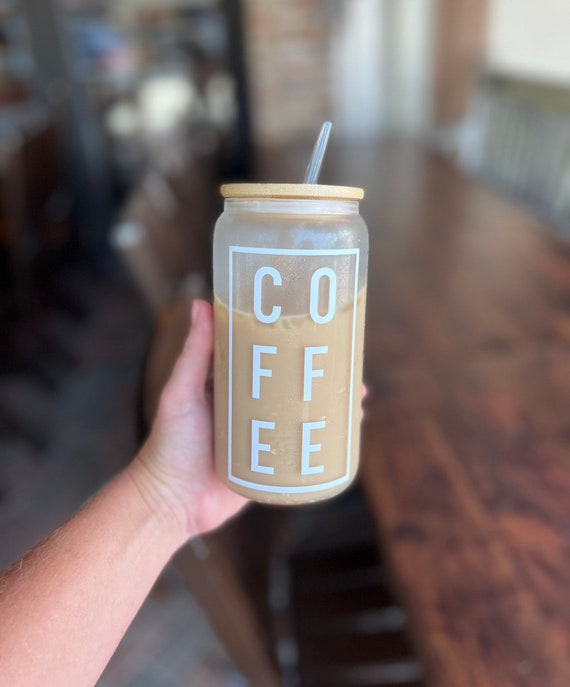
[{"left": 1, "top": 1, "right": 570, "bottom": 686}]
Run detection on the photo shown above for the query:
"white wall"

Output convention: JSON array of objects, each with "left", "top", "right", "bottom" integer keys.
[
  {"left": 329, "top": 0, "right": 385, "bottom": 138},
  {"left": 486, "top": 0, "right": 570, "bottom": 84},
  {"left": 330, "top": 0, "right": 434, "bottom": 139},
  {"left": 384, "top": 0, "right": 434, "bottom": 135}
]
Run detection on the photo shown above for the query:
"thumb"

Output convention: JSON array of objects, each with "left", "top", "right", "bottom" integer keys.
[{"left": 158, "top": 299, "right": 214, "bottom": 417}]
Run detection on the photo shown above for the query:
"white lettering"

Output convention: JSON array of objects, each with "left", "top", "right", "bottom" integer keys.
[
  {"left": 252, "top": 345, "right": 277, "bottom": 399},
  {"left": 254, "top": 267, "right": 282, "bottom": 323},
  {"left": 251, "top": 420, "right": 275, "bottom": 474},
  {"left": 301, "top": 421, "right": 326, "bottom": 475},
  {"left": 303, "top": 346, "right": 328, "bottom": 401},
  {"left": 310, "top": 268, "right": 337, "bottom": 324}
]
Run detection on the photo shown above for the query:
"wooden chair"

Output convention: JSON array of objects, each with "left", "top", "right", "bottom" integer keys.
[
  {"left": 0, "top": 116, "right": 75, "bottom": 455},
  {"left": 0, "top": 116, "right": 75, "bottom": 391},
  {"left": 112, "top": 156, "right": 215, "bottom": 314},
  {"left": 269, "top": 488, "right": 425, "bottom": 687},
  {"left": 140, "top": 283, "right": 207, "bottom": 424},
  {"left": 5, "top": 115, "right": 72, "bottom": 310},
  {"left": 111, "top": 219, "right": 176, "bottom": 315},
  {"left": 460, "top": 77, "right": 570, "bottom": 233},
  {"left": 19, "top": 115, "right": 71, "bottom": 249}
]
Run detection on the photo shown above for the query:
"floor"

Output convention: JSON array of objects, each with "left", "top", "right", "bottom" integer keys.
[{"left": 0, "top": 269, "right": 243, "bottom": 687}]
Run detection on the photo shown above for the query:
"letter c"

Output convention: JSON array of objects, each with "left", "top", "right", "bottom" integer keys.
[{"left": 254, "top": 266, "right": 282, "bottom": 323}]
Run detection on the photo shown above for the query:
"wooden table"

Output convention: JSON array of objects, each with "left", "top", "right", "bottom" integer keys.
[
  {"left": 259, "top": 139, "right": 570, "bottom": 686},
  {"left": 146, "top": 140, "right": 570, "bottom": 687}
]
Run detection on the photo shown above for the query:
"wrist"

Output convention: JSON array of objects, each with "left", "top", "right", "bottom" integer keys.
[{"left": 125, "top": 453, "right": 191, "bottom": 550}]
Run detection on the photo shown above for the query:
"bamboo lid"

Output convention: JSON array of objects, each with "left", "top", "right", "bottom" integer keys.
[{"left": 220, "top": 183, "right": 364, "bottom": 201}]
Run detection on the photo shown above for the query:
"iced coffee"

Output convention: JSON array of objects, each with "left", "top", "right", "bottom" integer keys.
[{"left": 213, "top": 184, "right": 368, "bottom": 504}]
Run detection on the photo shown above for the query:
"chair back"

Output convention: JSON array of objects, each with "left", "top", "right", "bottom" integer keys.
[
  {"left": 460, "top": 77, "right": 570, "bottom": 234},
  {"left": 111, "top": 219, "right": 175, "bottom": 314}
]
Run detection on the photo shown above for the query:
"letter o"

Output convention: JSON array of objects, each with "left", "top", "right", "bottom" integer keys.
[{"left": 310, "top": 268, "right": 337, "bottom": 324}]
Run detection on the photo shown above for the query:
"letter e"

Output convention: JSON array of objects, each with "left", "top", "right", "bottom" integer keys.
[
  {"left": 251, "top": 419, "right": 275, "bottom": 475},
  {"left": 301, "top": 421, "right": 326, "bottom": 475}
]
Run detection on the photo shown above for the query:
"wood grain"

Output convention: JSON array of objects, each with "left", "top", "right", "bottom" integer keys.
[
  {"left": 258, "top": 140, "right": 570, "bottom": 687},
  {"left": 174, "top": 537, "right": 282, "bottom": 687}
]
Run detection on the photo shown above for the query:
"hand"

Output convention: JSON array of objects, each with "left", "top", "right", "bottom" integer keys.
[
  {"left": 128, "top": 299, "right": 370, "bottom": 544},
  {"left": 129, "top": 299, "right": 247, "bottom": 540}
]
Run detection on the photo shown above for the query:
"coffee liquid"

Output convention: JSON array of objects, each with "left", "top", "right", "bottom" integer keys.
[{"left": 214, "top": 287, "right": 366, "bottom": 504}]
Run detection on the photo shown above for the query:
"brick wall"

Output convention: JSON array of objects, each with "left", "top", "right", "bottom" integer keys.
[{"left": 242, "top": 0, "right": 333, "bottom": 145}]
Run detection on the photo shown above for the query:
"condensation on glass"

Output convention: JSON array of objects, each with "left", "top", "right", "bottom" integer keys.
[{"left": 213, "top": 184, "right": 369, "bottom": 505}]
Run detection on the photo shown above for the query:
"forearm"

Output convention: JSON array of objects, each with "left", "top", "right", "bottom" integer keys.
[
  {"left": 0, "top": 462, "right": 188, "bottom": 687},
  {"left": 0, "top": 300, "right": 245, "bottom": 686}
]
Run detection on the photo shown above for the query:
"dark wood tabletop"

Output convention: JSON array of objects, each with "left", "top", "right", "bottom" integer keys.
[{"left": 260, "top": 139, "right": 570, "bottom": 687}]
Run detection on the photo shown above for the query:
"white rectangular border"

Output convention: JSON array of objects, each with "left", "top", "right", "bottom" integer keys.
[{"left": 227, "top": 245, "right": 360, "bottom": 493}]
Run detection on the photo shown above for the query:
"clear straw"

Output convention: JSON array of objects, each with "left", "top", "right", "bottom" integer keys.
[{"left": 304, "top": 121, "right": 332, "bottom": 184}]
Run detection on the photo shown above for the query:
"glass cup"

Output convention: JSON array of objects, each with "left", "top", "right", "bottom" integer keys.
[{"left": 213, "top": 183, "right": 368, "bottom": 505}]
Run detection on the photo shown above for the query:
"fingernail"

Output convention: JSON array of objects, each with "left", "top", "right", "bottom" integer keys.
[{"left": 192, "top": 299, "right": 200, "bottom": 324}]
